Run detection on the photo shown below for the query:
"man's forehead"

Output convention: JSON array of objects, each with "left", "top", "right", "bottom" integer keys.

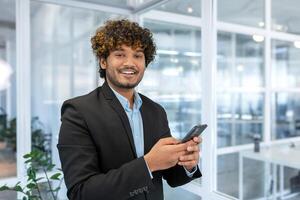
[{"left": 114, "top": 45, "right": 143, "bottom": 52}]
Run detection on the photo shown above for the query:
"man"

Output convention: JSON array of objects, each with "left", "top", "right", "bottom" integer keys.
[{"left": 57, "top": 19, "right": 202, "bottom": 200}]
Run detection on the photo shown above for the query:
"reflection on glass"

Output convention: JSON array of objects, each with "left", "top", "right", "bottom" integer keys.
[
  {"left": 272, "top": 93, "right": 300, "bottom": 139},
  {"left": 141, "top": 19, "right": 202, "bottom": 140},
  {"left": 217, "top": 153, "right": 265, "bottom": 199},
  {"left": 156, "top": 0, "right": 201, "bottom": 17},
  {"left": 217, "top": 0, "right": 265, "bottom": 28},
  {"left": 30, "top": 2, "right": 125, "bottom": 165},
  {"left": 217, "top": 93, "right": 264, "bottom": 147},
  {"left": 0, "top": 0, "right": 16, "bottom": 179},
  {"left": 271, "top": 40, "right": 300, "bottom": 88},
  {"left": 217, "top": 31, "right": 265, "bottom": 88},
  {"left": 272, "top": 0, "right": 300, "bottom": 35}
]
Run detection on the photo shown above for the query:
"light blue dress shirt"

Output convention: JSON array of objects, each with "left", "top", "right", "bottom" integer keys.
[{"left": 110, "top": 86, "right": 197, "bottom": 178}]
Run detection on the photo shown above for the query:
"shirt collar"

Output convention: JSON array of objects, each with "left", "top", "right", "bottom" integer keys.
[{"left": 109, "top": 85, "right": 142, "bottom": 112}]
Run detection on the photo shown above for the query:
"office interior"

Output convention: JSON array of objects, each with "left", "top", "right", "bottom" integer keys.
[{"left": 1, "top": 0, "right": 300, "bottom": 199}]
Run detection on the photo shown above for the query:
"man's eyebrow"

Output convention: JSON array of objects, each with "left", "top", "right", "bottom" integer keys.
[
  {"left": 135, "top": 49, "right": 144, "bottom": 53},
  {"left": 113, "top": 48, "right": 124, "bottom": 51}
]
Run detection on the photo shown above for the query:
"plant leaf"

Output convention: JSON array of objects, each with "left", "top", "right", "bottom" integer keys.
[
  {"left": 53, "top": 186, "right": 61, "bottom": 192},
  {"left": 26, "top": 183, "right": 36, "bottom": 189},
  {"left": 35, "top": 177, "right": 44, "bottom": 182},
  {"left": 14, "top": 185, "right": 23, "bottom": 192},
  {"left": 0, "top": 185, "right": 9, "bottom": 191},
  {"left": 23, "top": 153, "right": 32, "bottom": 159},
  {"left": 50, "top": 173, "right": 61, "bottom": 180}
]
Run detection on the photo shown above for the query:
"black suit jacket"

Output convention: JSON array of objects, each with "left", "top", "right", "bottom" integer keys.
[{"left": 57, "top": 82, "right": 201, "bottom": 200}]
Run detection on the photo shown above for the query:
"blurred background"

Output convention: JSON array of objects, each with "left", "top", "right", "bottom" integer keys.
[{"left": 1, "top": 0, "right": 300, "bottom": 199}]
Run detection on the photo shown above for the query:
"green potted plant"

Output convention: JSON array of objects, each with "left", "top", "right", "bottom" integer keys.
[
  {"left": 0, "top": 107, "right": 7, "bottom": 148},
  {"left": 0, "top": 149, "right": 63, "bottom": 200}
]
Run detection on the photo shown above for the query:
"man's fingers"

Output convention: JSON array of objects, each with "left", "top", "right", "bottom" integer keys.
[
  {"left": 173, "top": 143, "right": 189, "bottom": 152},
  {"left": 160, "top": 137, "right": 180, "bottom": 145},
  {"left": 187, "top": 145, "right": 199, "bottom": 152},
  {"left": 179, "top": 153, "right": 198, "bottom": 162},
  {"left": 183, "top": 136, "right": 201, "bottom": 146},
  {"left": 193, "top": 136, "right": 202, "bottom": 144},
  {"left": 178, "top": 160, "right": 198, "bottom": 166}
]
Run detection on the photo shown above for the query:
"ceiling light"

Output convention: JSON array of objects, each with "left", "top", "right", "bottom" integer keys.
[
  {"left": 187, "top": 7, "right": 193, "bottom": 13},
  {"left": 258, "top": 22, "right": 265, "bottom": 27},
  {"left": 275, "top": 24, "right": 283, "bottom": 31},
  {"left": 237, "top": 64, "right": 244, "bottom": 72},
  {"left": 294, "top": 41, "right": 300, "bottom": 48},
  {"left": 252, "top": 34, "right": 264, "bottom": 42},
  {"left": 183, "top": 52, "right": 201, "bottom": 57},
  {"left": 157, "top": 49, "right": 179, "bottom": 55}
]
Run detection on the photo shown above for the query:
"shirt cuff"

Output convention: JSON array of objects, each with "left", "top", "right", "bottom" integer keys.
[
  {"left": 184, "top": 165, "right": 198, "bottom": 177},
  {"left": 144, "top": 158, "right": 153, "bottom": 179}
]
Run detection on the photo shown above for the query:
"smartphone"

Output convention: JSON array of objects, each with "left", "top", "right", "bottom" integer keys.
[{"left": 180, "top": 124, "right": 207, "bottom": 143}]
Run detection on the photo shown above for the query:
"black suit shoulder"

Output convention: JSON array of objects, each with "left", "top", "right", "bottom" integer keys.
[{"left": 61, "top": 87, "right": 101, "bottom": 114}]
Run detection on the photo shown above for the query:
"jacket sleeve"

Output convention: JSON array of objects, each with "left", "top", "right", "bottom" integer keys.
[
  {"left": 57, "top": 101, "right": 154, "bottom": 200},
  {"left": 159, "top": 108, "right": 202, "bottom": 187}
]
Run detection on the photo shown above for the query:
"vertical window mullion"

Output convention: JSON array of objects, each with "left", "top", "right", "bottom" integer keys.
[
  {"left": 16, "top": 0, "right": 31, "bottom": 199},
  {"left": 264, "top": 0, "right": 272, "bottom": 144}
]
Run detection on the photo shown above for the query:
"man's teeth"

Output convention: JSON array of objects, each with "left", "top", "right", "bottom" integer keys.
[{"left": 122, "top": 70, "right": 135, "bottom": 74}]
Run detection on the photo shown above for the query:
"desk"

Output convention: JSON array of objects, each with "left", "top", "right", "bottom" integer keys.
[{"left": 239, "top": 144, "right": 300, "bottom": 200}]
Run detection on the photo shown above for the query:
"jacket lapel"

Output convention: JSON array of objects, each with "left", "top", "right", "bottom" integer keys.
[
  {"left": 140, "top": 96, "right": 156, "bottom": 155},
  {"left": 101, "top": 82, "right": 137, "bottom": 158}
]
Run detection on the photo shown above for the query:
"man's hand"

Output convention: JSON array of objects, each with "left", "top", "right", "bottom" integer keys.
[
  {"left": 177, "top": 137, "right": 201, "bottom": 172},
  {"left": 144, "top": 137, "right": 187, "bottom": 172}
]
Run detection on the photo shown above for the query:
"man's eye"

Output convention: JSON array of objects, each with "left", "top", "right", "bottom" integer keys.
[
  {"left": 115, "top": 54, "right": 124, "bottom": 57},
  {"left": 135, "top": 54, "right": 143, "bottom": 58}
]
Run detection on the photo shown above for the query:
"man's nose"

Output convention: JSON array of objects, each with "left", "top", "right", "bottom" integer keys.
[{"left": 123, "top": 56, "right": 136, "bottom": 67}]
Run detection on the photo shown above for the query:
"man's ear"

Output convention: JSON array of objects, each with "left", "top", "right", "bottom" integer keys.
[{"left": 100, "top": 58, "right": 107, "bottom": 69}]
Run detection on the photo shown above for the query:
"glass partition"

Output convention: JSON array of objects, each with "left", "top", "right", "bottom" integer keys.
[
  {"left": 141, "top": 19, "right": 202, "bottom": 141},
  {"left": 30, "top": 1, "right": 125, "bottom": 167},
  {"left": 217, "top": 93, "right": 264, "bottom": 148},
  {"left": 141, "top": 0, "right": 202, "bottom": 195},
  {"left": 272, "top": 0, "right": 300, "bottom": 35},
  {"left": 217, "top": 31, "right": 265, "bottom": 88},
  {"left": 0, "top": 0, "right": 16, "bottom": 179},
  {"left": 217, "top": 6, "right": 266, "bottom": 199},
  {"left": 156, "top": 0, "right": 201, "bottom": 17},
  {"left": 271, "top": 40, "right": 300, "bottom": 88},
  {"left": 272, "top": 93, "right": 300, "bottom": 139},
  {"left": 218, "top": 0, "right": 265, "bottom": 28}
]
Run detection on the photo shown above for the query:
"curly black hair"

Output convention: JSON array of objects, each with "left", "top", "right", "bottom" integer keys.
[{"left": 91, "top": 19, "right": 156, "bottom": 78}]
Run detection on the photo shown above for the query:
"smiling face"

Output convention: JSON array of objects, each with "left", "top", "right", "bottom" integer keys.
[{"left": 100, "top": 45, "right": 146, "bottom": 92}]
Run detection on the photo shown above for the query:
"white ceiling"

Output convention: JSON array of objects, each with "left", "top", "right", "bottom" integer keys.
[{"left": 0, "top": 0, "right": 300, "bottom": 40}]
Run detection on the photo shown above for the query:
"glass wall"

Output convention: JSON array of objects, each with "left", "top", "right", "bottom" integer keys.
[
  {"left": 141, "top": 20, "right": 202, "bottom": 140},
  {"left": 30, "top": 1, "right": 125, "bottom": 169},
  {"left": 218, "top": 0, "right": 265, "bottom": 28},
  {"left": 216, "top": 30, "right": 265, "bottom": 198},
  {"left": 272, "top": 0, "right": 300, "bottom": 35},
  {"left": 217, "top": 0, "right": 300, "bottom": 199},
  {"left": 271, "top": 40, "right": 300, "bottom": 139},
  {"left": 0, "top": 0, "right": 17, "bottom": 179},
  {"left": 140, "top": 0, "right": 203, "bottom": 196}
]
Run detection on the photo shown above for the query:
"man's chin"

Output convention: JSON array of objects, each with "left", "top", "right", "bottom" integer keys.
[
  {"left": 119, "top": 83, "right": 138, "bottom": 89},
  {"left": 113, "top": 81, "right": 139, "bottom": 89}
]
